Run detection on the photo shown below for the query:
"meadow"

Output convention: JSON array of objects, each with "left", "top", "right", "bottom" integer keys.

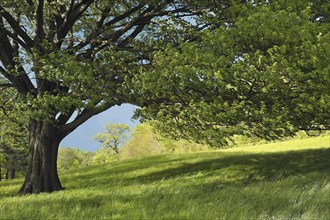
[{"left": 0, "top": 135, "right": 329, "bottom": 219}]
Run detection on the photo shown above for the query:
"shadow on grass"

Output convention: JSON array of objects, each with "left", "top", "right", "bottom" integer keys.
[
  {"left": 127, "top": 148, "right": 330, "bottom": 185},
  {"left": 1, "top": 148, "right": 330, "bottom": 219},
  {"left": 60, "top": 154, "right": 192, "bottom": 189},
  {"left": 2, "top": 147, "right": 330, "bottom": 196},
  {"left": 59, "top": 147, "right": 330, "bottom": 191}
]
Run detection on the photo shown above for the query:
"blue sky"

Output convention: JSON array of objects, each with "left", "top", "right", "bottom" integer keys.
[{"left": 60, "top": 104, "right": 139, "bottom": 152}]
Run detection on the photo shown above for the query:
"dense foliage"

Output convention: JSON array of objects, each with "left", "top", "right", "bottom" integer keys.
[
  {"left": 120, "top": 122, "right": 211, "bottom": 159},
  {"left": 58, "top": 122, "right": 211, "bottom": 170},
  {"left": 0, "top": 85, "right": 28, "bottom": 180},
  {"left": 94, "top": 122, "right": 129, "bottom": 154},
  {"left": 57, "top": 147, "right": 93, "bottom": 171},
  {"left": 135, "top": 0, "right": 330, "bottom": 146}
]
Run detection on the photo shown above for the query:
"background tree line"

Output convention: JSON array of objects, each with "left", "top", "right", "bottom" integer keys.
[
  {"left": 57, "top": 122, "right": 210, "bottom": 171},
  {"left": 57, "top": 122, "right": 329, "bottom": 171},
  {"left": 0, "top": 84, "right": 28, "bottom": 181}
]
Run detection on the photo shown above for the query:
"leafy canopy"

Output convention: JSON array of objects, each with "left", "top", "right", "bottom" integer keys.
[
  {"left": 94, "top": 122, "right": 130, "bottom": 153},
  {"left": 135, "top": 0, "right": 330, "bottom": 146},
  {"left": 0, "top": 83, "right": 28, "bottom": 174},
  {"left": 0, "top": 0, "right": 220, "bottom": 140},
  {"left": 1, "top": 0, "right": 328, "bottom": 149}
]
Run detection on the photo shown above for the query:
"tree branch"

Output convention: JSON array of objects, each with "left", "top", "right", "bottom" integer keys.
[
  {"left": 0, "top": 18, "right": 14, "bottom": 66},
  {"left": 0, "top": 18, "right": 35, "bottom": 94},
  {"left": 75, "top": 3, "right": 144, "bottom": 50},
  {"left": 0, "top": 83, "right": 14, "bottom": 88},
  {"left": 56, "top": 109, "right": 75, "bottom": 126},
  {"left": 26, "top": 0, "right": 33, "bottom": 6},
  {"left": 0, "top": 65, "right": 6, "bottom": 74},
  {"left": 57, "top": 0, "right": 94, "bottom": 42},
  {"left": 0, "top": 5, "right": 34, "bottom": 47},
  {"left": 35, "top": 0, "right": 45, "bottom": 41},
  {"left": 5, "top": 30, "right": 30, "bottom": 51},
  {"left": 78, "top": 3, "right": 196, "bottom": 54},
  {"left": 58, "top": 102, "right": 115, "bottom": 139},
  {"left": 117, "top": 22, "right": 148, "bottom": 48}
]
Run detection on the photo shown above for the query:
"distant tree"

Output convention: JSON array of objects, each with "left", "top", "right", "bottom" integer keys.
[
  {"left": 92, "top": 147, "right": 118, "bottom": 164},
  {"left": 57, "top": 147, "right": 94, "bottom": 171},
  {"left": 0, "top": 85, "right": 28, "bottom": 180},
  {"left": 120, "top": 122, "right": 210, "bottom": 159},
  {"left": 120, "top": 123, "right": 163, "bottom": 159},
  {"left": 94, "top": 123, "right": 130, "bottom": 154},
  {"left": 0, "top": 123, "right": 28, "bottom": 180},
  {"left": 0, "top": 137, "right": 28, "bottom": 180},
  {"left": 0, "top": 153, "right": 4, "bottom": 181}
]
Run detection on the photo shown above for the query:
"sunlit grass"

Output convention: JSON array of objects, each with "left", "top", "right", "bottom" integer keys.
[
  {"left": 0, "top": 135, "right": 329, "bottom": 219},
  {"left": 223, "top": 135, "right": 330, "bottom": 153}
]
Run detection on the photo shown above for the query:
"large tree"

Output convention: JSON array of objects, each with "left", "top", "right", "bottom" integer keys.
[
  {"left": 0, "top": 0, "right": 221, "bottom": 194},
  {"left": 135, "top": 0, "right": 330, "bottom": 146}
]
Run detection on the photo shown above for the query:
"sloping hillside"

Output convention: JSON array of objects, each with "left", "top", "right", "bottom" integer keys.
[{"left": 0, "top": 136, "right": 329, "bottom": 219}]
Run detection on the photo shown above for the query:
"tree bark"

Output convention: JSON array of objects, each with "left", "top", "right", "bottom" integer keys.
[
  {"left": 114, "top": 145, "right": 119, "bottom": 154},
  {"left": 10, "top": 168, "right": 15, "bottom": 179},
  {"left": 9, "top": 158, "right": 16, "bottom": 179},
  {"left": 18, "top": 120, "right": 64, "bottom": 195}
]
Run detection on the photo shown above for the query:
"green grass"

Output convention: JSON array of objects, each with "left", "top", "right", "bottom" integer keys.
[{"left": 0, "top": 136, "right": 329, "bottom": 219}]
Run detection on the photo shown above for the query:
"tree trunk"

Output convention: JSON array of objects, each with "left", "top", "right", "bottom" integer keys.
[
  {"left": 114, "top": 146, "right": 119, "bottom": 154},
  {"left": 18, "top": 120, "right": 64, "bottom": 195},
  {"left": 9, "top": 158, "right": 16, "bottom": 179},
  {"left": 10, "top": 168, "right": 15, "bottom": 179}
]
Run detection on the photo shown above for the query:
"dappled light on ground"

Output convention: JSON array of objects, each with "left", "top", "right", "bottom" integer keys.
[{"left": 0, "top": 136, "right": 329, "bottom": 219}]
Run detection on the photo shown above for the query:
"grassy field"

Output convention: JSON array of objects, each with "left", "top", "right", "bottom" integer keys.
[{"left": 0, "top": 135, "right": 329, "bottom": 219}]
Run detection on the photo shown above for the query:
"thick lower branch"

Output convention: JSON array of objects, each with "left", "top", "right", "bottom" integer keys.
[{"left": 58, "top": 102, "right": 115, "bottom": 139}]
